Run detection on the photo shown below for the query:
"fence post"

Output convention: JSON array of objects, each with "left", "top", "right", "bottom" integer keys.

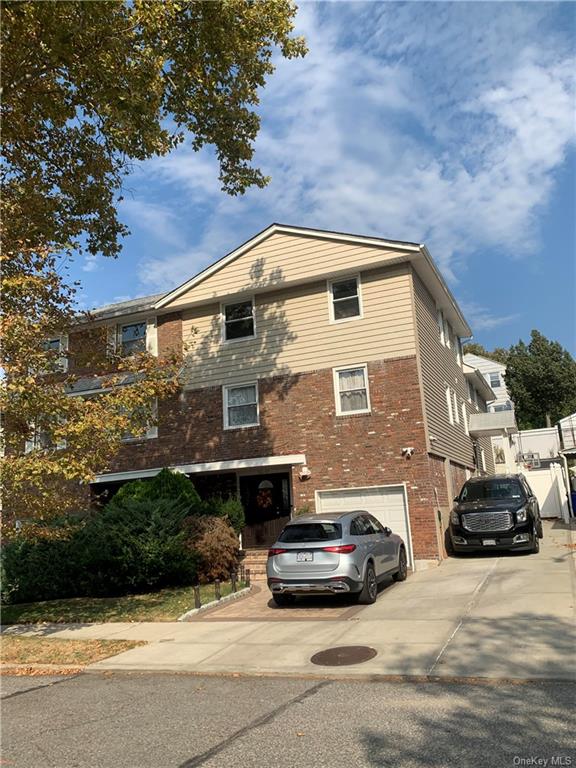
[
  {"left": 245, "top": 568, "right": 251, "bottom": 587},
  {"left": 214, "top": 579, "right": 221, "bottom": 601},
  {"left": 230, "top": 571, "right": 237, "bottom": 593},
  {"left": 193, "top": 585, "right": 201, "bottom": 610}
]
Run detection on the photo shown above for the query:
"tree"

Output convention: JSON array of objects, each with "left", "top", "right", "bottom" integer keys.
[
  {"left": 0, "top": 1, "right": 306, "bottom": 535},
  {"left": 462, "top": 342, "right": 509, "bottom": 365},
  {"left": 504, "top": 331, "right": 576, "bottom": 429}
]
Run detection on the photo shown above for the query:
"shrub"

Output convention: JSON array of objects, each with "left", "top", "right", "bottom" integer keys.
[
  {"left": 204, "top": 495, "right": 245, "bottom": 533},
  {"left": 184, "top": 516, "right": 240, "bottom": 583},
  {"left": 1, "top": 537, "right": 78, "bottom": 603},
  {"left": 74, "top": 496, "right": 199, "bottom": 596},
  {"left": 112, "top": 468, "right": 202, "bottom": 510}
]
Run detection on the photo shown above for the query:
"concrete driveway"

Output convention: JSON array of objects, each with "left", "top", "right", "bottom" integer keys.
[{"left": 4, "top": 521, "right": 574, "bottom": 681}]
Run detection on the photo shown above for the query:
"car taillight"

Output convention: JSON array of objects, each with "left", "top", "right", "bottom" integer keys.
[
  {"left": 268, "top": 548, "right": 287, "bottom": 557},
  {"left": 322, "top": 544, "right": 357, "bottom": 554}
]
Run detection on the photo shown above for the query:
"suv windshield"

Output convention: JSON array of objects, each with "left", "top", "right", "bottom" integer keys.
[
  {"left": 459, "top": 479, "right": 524, "bottom": 502},
  {"left": 278, "top": 523, "right": 342, "bottom": 543}
]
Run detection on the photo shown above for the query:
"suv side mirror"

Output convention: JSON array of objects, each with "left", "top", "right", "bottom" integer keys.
[
  {"left": 383, "top": 526, "right": 392, "bottom": 537},
  {"left": 453, "top": 497, "right": 459, "bottom": 503}
]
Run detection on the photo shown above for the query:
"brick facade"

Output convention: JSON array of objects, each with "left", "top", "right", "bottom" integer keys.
[{"left": 108, "top": 355, "right": 449, "bottom": 562}]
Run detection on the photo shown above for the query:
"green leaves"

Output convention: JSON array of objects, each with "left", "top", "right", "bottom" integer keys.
[{"left": 505, "top": 331, "right": 576, "bottom": 429}]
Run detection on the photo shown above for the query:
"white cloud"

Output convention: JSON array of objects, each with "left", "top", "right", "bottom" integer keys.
[
  {"left": 121, "top": 199, "right": 185, "bottom": 249},
  {"left": 134, "top": 2, "right": 575, "bottom": 292},
  {"left": 458, "top": 300, "right": 521, "bottom": 332}
]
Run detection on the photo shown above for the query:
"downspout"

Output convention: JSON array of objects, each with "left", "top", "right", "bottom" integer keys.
[{"left": 560, "top": 452, "right": 574, "bottom": 519}]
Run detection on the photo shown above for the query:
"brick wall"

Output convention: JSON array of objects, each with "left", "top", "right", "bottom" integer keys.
[
  {"left": 158, "top": 312, "right": 182, "bottom": 358},
  {"left": 109, "top": 355, "right": 443, "bottom": 562}
]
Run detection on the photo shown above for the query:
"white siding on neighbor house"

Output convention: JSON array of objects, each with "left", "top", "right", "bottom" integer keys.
[
  {"left": 168, "top": 232, "right": 413, "bottom": 309},
  {"left": 412, "top": 271, "right": 494, "bottom": 472},
  {"left": 463, "top": 353, "right": 512, "bottom": 412},
  {"left": 181, "top": 264, "right": 416, "bottom": 389}
]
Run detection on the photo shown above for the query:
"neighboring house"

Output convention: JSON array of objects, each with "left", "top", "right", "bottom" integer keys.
[
  {"left": 66, "top": 225, "right": 499, "bottom": 570},
  {"left": 463, "top": 353, "right": 513, "bottom": 412}
]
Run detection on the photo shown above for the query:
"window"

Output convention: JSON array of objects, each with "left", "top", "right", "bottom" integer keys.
[
  {"left": 118, "top": 322, "right": 146, "bottom": 356},
  {"left": 493, "top": 402, "right": 512, "bottom": 412},
  {"left": 121, "top": 400, "right": 158, "bottom": 441},
  {"left": 223, "top": 299, "right": 255, "bottom": 341},
  {"left": 489, "top": 371, "right": 501, "bottom": 388},
  {"left": 468, "top": 381, "right": 477, "bottom": 405},
  {"left": 42, "top": 336, "right": 68, "bottom": 372},
  {"left": 446, "top": 384, "right": 454, "bottom": 424},
  {"left": 452, "top": 389, "right": 460, "bottom": 423},
  {"left": 456, "top": 338, "right": 463, "bottom": 366},
  {"left": 279, "top": 523, "right": 342, "bottom": 542},
  {"left": 334, "top": 365, "right": 370, "bottom": 415},
  {"left": 445, "top": 322, "right": 453, "bottom": 349},
  {"left": 350, "top": 516, "right": 373, "bottom": 536},
  {"left": 437, "top": 310, "right": 445, "bottom": 345},
  {"left": 330, "top": 276, "right": 361, "bottom": 321},
  {"left": 224, "top": 383, "right": 259, "bottom": 428}
]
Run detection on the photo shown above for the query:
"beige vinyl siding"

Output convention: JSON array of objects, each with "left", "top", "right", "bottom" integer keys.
[
  {"left": 181, "top": 264, "right": 416, "bottom": 389},
  {"left": 169, "top": 232, "right": 410, "bottom": 308},
  {"left": 413, "top": 270, "right": 493, "bottom": 472}
]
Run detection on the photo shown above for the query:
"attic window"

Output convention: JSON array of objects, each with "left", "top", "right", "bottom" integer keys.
[{"left": 224, "top": 300, "right": 255, "bottom": 341}]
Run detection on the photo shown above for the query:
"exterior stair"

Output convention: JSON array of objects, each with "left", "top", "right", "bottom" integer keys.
[{"left": 240, "top": 548, "right": 269, "bottom": 581}]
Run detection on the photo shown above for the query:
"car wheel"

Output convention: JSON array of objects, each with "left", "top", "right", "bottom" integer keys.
[
  {"left": 272, "top": 593, "right": 296, "bottom": 607},
  {"left": 392, "top": 546, "right": 408, "bottom": 582},
  {"left": 358, "top": 563, "right": 378, "bottom": 604},
  {"left": 529, "top": 526, "right": 540, "bottom": 554}
]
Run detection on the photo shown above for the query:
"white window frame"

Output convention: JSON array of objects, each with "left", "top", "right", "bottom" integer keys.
[
  {"left": 468, "top": 381, "right": 477, "bottom": 405},
  {"left": 456, "top": 337, "right": 463, "bottom": 367},
  {"left": 446, "top": 384, "right": 454, "bottom": 424},
  {"left": 221, "top": 297, "right": 256, "bottom": 344},
  {"left": 333, "top": 364, "right": 371, "bottom": 416},
  {"left": 437, "top": 309, "right": 445, "bottom": 345},
  {"left": 462, "top": 400, "right": 469, "bottom": 435},
  {"left": 328, "top": 274, "right": 363, "bottom": 324},
  {"left": 445, "top": 321, "right": 453, "bottom": 349},
  {"left": 223, "top": 382, "right": 260, "bottom": 430},
  {"left": 452, "top": 389, "right": 460, "bottom": 423}
]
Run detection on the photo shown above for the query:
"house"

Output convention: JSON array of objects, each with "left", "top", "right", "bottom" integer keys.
[
  {"left": 68, "top": 225, "right": 498, "bottom": 570},
  {"left": 462, "top": 352, "right": 513, "bottom": 412}
]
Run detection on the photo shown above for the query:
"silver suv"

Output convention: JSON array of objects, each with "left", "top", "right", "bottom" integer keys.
[{"left": 267, "top": 511, "right": 408, "bottom": 606}]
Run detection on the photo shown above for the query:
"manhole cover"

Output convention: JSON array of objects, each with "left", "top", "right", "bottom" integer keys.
[{"left": 310, "top": 645, "right": 377, "bottom": 667}]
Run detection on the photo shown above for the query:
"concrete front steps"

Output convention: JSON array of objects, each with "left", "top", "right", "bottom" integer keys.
[{"left": 240, "top": 548, "right": 269, "bottom": 581}]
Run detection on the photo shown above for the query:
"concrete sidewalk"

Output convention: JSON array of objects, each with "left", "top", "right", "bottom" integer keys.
[{"left": 3, "top": 520, "right": 574, "bottom": 681}]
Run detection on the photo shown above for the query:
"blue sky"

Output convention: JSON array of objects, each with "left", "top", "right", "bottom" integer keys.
[{"left": 74, "top": 1, "right": 576, "bottom": 354}]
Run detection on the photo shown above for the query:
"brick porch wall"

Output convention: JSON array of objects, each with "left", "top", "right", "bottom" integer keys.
[{"left": 108, "top": 356, "right": 443, "bottom": 563}]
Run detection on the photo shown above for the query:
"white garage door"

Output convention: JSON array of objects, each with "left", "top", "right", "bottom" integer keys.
[{"left": 316, "top": 485, "right": 412, "bottom": 566}]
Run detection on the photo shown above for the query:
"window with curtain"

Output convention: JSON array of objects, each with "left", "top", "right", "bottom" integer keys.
[
  {"left": 330, "top": 277, "right": 361, "bottom": 321},
  {"left": 489, "top": 371, "right": 501, "bottom": 388},
  {"left": 225, "top": 383, "right": 259, "bottom": 428},
  {"left": 224, "top": 300, "right": 255, "bottom": 340},
  {"left": 335, "top": 366, "right": 369, "bottom": 414}
]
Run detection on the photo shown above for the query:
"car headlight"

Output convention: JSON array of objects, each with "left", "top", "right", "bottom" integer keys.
[
  {"left": 450, "top": 510, "right": 460, "bottom": 526},
  {"left": 516, "top": 507, "right": 528, "bottom": 523}
]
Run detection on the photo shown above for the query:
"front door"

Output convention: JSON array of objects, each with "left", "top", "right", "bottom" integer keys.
[{"left": 239, "top": 473, "right": 292, "bottom": 548}]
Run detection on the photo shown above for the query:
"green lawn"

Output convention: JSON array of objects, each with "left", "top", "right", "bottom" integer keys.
[{"left": 1, "top": 581, "right": 246, "bottom": 625}]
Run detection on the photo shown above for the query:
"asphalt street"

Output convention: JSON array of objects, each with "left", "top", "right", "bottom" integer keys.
[{"left": 2, "top": 673, "right": 575, "bottom": 768}]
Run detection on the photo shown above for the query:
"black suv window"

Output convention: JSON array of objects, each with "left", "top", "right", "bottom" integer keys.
[
  {"left": 366, "top": 515, "right": 385, "bottom": 533},
  {"left": 279, "top": 523, "right": 342, "bottom": 543},
  {"left": 460, "top": 479, "right": 525, "bottom": 502}
]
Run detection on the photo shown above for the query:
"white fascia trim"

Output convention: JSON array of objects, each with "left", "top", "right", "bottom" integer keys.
[
  {"left": 155, "top": 224, "right": 421, "bottom": 310},
  {"left": 92, "top": 453, "right": 307, "bottom": 484}
]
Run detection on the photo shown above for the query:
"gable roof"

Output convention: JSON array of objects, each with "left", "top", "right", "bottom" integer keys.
[{"left": 154, "top": 223, "right": 472, "bottom": 337}]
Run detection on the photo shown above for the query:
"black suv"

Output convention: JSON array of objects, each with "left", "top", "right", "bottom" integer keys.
[{"left": 450, "top": 474, "right": 543, "bottom": 554}]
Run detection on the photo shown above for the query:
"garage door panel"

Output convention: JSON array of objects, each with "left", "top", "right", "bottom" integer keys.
[{"left": 316, "top": 485, "right": 412, "bottom": 566}]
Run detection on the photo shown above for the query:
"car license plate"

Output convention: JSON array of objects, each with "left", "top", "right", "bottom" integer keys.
[
  {"left": 482, "top": 539, "right": 497, "bottom": 546},
  {"left": 296, "top": 551, "right": 313, "bottom": 562}
]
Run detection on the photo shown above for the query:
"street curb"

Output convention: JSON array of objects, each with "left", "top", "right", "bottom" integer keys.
[
  {"left": 80, "top": 667, "right": 576, "bottom": 685},
  {"left": 177, "top": 587, "right": 252, "bottom": 621},
  {"left": 1, "top": 663, "right": 83, "bottom": 676}
]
